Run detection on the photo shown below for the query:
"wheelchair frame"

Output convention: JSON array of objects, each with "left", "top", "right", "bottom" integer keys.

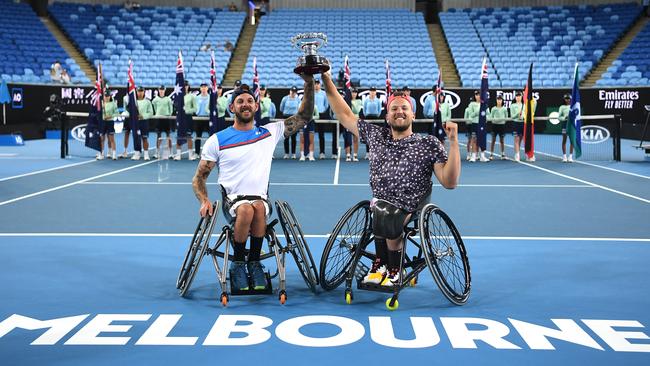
[
  {"left": 319, "top": 200, "right": 471, "bottom": 310},
  {"left": 176, "top": 199, "right": 318, "bottom": 306}
]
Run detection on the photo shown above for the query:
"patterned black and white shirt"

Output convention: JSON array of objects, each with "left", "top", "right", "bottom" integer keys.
[{"left": 357, "top": 120, "right": 448, "bottom": 212}]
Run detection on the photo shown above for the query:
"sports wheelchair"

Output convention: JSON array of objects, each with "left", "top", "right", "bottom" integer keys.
[
  {"left": 176, "top": 195, "right": 319, "bottom": 306},
  {"left": 319, "top": 200, "right": 471, "bottom": 310}
]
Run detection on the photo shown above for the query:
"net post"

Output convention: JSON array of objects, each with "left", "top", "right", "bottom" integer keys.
[
  {"left": 615, "top": 114, "right": 622, "bottom": 162},
  {"left": 60, "top": 112, "right": 68, "bottom": 159}
]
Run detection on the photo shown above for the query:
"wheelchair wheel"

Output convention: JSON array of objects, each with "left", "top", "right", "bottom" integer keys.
[
  {"left": 419, "top": 204, "right": 471, "bottom": 305},
  {"left": 177, "top": 202, "right": 219, "bottom": 297},
  {"left": 319, "top": 200, "right": 372, "bottom": 291},
  {"left": 276, "top": 200, "right": 319, "bottom": 293}
]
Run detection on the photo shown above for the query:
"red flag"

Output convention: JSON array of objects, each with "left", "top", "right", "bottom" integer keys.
[
  {"left": 210, "top": 50, "right": 217, "bottom": 93},
  {"left": 384, "top": 59, "right": 392, "bottom": 97}
]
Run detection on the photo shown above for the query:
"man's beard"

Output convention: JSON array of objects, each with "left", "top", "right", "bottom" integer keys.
[
  {"left": 388, "top": 116, "right": 410, "bottom": 132},
  {"left": 235, "top": 109, "right": 255, "bottom": 124}
]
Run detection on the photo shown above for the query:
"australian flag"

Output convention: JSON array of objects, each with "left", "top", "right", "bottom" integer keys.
[
  {"left": 478, "top": 57, "right": 489, "bottom": 151},
  {"left": 209, "top": 50, "right": 219, "bottom": 134},
  {"left": 568, "top": 62, "right": 582, "bottom": 158},
  {"left": 384, "top": 59, "right": 392, "bottom": 98},
  {"left": 431, "top": 70, "right": 446, "bottom": 142},
  {"left": 85, "top": 63, "right": 103, "bottom": 152},
  {"left": 127, "top": 60, "right": 141, "bottom": 152},
  {"left": 172, "top": 51, "right": 187, "bottom": 145}
]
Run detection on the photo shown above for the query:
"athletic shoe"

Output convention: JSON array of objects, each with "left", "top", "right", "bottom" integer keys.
[
  {"left": 299, "top": 154, "right": 305, "bottom": 161},
  {"left": 489, "top": 153, "right": 494, "bottom": 160},
  {"left": 319, "top": 153, "right": 326, "bottom": 160},
  {"left": 120, "top": 151, "right": 129, "bottom": 159},
  {"left": 562, "top": 154, "right": 568, "bottom": 163},
  {"left": 283, "top": 154, "right": 289, "bottom": 159},
  {"left": 568, "top": 155, "right": 574, "bottom": 163},
  {"left": 528, "top": 155, "right": 536, "bottom": 162},
  {"left": 247, "top": 261, "right": 267, "bottom": 290},
  {"left": 362, "top": 259, "right": 386, "bottom": 284},
  {"left": 308, "top": 153, "right": 315, "bottom": 161},
  {"left": 514, "top": 153, "right": 520, "bottom": 162},
  {"left": 345, "top": 154, "right": 351, "bottom": 162},
  {"left": 469, "top": 155, "right": 476, "bottom": 162},
  {"left": 189, "top": 152, "right": 198, "bottom": 161},
  {"left": 96, "top": 153, "right": 104, "bottom": 160},
  {"left": 143, "top": 151, "right": 150, "bottom": 161},
  {"left": 479, "top": 152, "right": 489, "bottom": 162},
  {"left": 380, "top": 268, "right": 402, "bottom": 287},
  {"left": 500, "top": 153, "right": 506, "bottom": 160},
  {"left": 230, "top": 262, "right": 249, "bottom": 291},
  {"left": 112, "top": 151, "right": 117, "bottom": 160},
  {"left": 173, "top": 153, "right": 181, "bottom": 161},
  {"left": 353, "top": 155, "right": 359, "bottom": 162},
  {"left": 290, "top": 154, "right": 296, "bottom": 159},
  {"left": 153, "top": 150, "right": 159, "bottom": 159},
  {"left": 331, "top": 154, "right": 338, "bottom": 159},
  {"left": 131, "top": 151, "right": 141, "bottom": 160},
  {"left": 466, "top": 154, "right": 470, "bottom": 161}
]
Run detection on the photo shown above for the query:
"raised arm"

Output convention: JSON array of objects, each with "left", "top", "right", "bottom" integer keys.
[
  {"left": 433, "top": 122, "right": 460, "bottom": 189},
  {"left": 321, "top": 71, "right": 359, "bottom": 137},
  {"left": 192, "top": 159, "right": 217, "bottom": 217},
  {"left": 283, "top": 74, "right": 314, "bottom": 137}
]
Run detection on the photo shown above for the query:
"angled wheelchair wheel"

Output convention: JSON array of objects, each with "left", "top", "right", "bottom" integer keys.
[
  {"left": 419, "top": 204, "right": 471, "bottom": 305},
  {"left": 276, "top": 200, "right": 319, "bottom": 293},
  {"left": 319, "top": 200, "right": 372, "bottom": 291},
  {"left": 177, "top": 201, "right": 220, "bottom": 297}
]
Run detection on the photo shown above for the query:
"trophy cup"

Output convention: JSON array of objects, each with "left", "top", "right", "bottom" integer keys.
[{"left": 291, "top": 33, "right": 330, "bottom": 75}]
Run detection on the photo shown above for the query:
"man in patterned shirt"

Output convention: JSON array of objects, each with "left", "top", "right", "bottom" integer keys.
[{"left": 321, "top": 71, "right": 460, "bottom": 287}]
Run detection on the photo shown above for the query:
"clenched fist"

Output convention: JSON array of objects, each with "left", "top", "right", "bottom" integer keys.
[{"left": 444, "top": 121, "right": 458, "bottom": 141}]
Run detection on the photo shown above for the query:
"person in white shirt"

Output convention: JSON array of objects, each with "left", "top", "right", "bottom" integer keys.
[{"left": 192, "top": 76, "right": 314, "bottom": 292}]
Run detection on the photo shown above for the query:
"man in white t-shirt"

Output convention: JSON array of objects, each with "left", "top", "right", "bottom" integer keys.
[{"left": 192, "top": 77, "right": 314, "bottom": 292}]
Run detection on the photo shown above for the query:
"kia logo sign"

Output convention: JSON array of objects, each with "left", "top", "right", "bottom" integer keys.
[
  {"left": 419, "top": 90, "right": 461, "bottom": 110},
  {"left": 71, "top": 124, "right": 87, "bottom": 142},
  {"left": 581, "top": 125, "right": 610, "bottom": 144}
]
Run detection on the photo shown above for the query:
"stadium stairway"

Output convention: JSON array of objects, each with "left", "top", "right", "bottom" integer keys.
[
  {"left": 223, "top": 19, "right": 257, "bottom": 86},
  {"left": 40, "top": 16, "right": 96, "bottom": 82},
  {"left": 428, "top": 23, "right": 461, "bottom": 87},
  {"left": 583, "top": 16, "right": 649, "bottom": 87}
]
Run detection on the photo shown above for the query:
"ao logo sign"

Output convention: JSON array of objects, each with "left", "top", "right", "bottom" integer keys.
[
  {"left": 581, "top": 125, "right": 610, "bottom": 144},
  {"left": 419, "top": 90, "right": 462, "bottom": 110},
  {"left": 70, "top": 124, "right": 87, "bottom": 142}
]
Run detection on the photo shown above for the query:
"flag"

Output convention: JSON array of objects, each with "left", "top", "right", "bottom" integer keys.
[
  {"left": 431, "top": 70, "right": 446, "bottom": 142},
  {"left": 252, "top": 56, "right": 263, "bottom": 123},
  {"left": 172, "top": 51, "right": 187, "bottom": 145},
  {"left": 127, "top": 59, "right": 141, "bottom": 152},
  {"left": 248, "top": 0, "right": 256, "bottom": 25},
  {"left": 209, "top": 50, "right": 219, "bottom": 134},
  {"left": 384, "top": 59, "right": 392, "bottom": 98},
  {"left": 0, "top": 80, "right": 10, "bottom": 125},
  {"left": 523, "top": 63, "right": 534, "bottom": 159},
  {"left": 477, "top": 57, "right": 489, "bottom": 151},
  {"left": 568, "top": 63, "right": 582, "bottom": 159},
  {"left": 343, "top": 55, "right": 352, "bottom": 106},
  {"left": 85, "top": 63, "right": 103, "bottom": 152}
]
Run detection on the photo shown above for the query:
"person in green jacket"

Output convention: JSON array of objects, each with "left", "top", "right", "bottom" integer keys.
[
  {"left": 466, "top": 91, "right": 483, "bottom": 162},
  {"left": 258, "top": 85, "right": 273, "bottom": 127},
  {"left": 175, "top": 81, "right": 198, "bottom": 160},
  {"left": 463, "top": 102, "right": 472, "bottom": 161},
  {"left": 215, "top": 85, "right": 229, "bottom": 132},
  {"left": 123, "top": 86, "right": 154, "bottom": 160},
  {"left": 558, "top": 94, "right": 574, "bottom": 162},
  {"left": 100, "top": 92, "right": 119, "bottom": 160},
  {"left": 152, "top": 85, "right": 173, "bottom": 159},
  {"left": 509, "top": 91, "right": 524, "bottom": 161},
  {"left": 488, "top": 95, "right": 508, "bottom": 160}
]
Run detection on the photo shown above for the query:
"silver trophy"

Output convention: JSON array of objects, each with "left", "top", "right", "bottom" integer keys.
[{"left": 291, "top": 32, "right": 330, "bottom": 75}]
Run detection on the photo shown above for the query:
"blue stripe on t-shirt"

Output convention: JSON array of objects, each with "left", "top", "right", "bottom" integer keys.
[{"left": 217, "top": 126, "right": 272, "bottom": 150}]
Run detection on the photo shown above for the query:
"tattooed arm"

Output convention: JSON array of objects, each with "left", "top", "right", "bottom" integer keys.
[
  {"left": 192, "top": 159, "right": 217, "bottom": 217},
  {"left": 284, "top": 74, "right": 315, "bottom": 137}
]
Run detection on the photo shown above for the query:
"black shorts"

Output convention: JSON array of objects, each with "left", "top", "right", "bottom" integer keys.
[
  {"left": 139, "top": 119, "right": 149, "bottom": 138},
  {"left": 156, "top": 118, "right": 171, "bottom": 134},
  {"left": 513, "top": 123, "right": 524, "bottom": 137},
  {"left": 491, "top": 124, "right": 505, "bottom": 137},
  {"left": 561, "top": 120, "right": 568, "bottom": 134},
  {"left": 466, "top": 123, "right": 476, "bottom": 137},
  {"left": 100, "top": 120, "right": 115, "bottom": 135},
  {"left": 194, "top": 118, "right": 209, "bottom": 137},
  {"left": 302, "top": 120, "right": 315, "bottom": 132}
]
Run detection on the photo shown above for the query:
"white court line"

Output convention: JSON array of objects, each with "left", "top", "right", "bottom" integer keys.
[
  {"left": 515, "top": 159, "right": 650, "bottom": 204},
  {"left": 0, "top": 153, "right": 18, "bottom": 157},
  {"left": 0, "top": 159, "right": 96, "bottom": 182},
  {"left": 0, "top": 160, "right": 158, "bottom": 207},
  {"left": 0, "top": 232, "right": 648, "bottom": 242},
  {"left": 79, "top": 181, "right": 594, "bottom": 188}
]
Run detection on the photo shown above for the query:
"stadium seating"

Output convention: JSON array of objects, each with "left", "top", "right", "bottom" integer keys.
[
  {"left": 596, "top": 21, "right": 650, "bottom": 86},
  {"left": 0, "top": 0, "right": 85, "bottom": 84},
  {"left": 440, "top": 3, "right": 642, "bottom": 88},
  {"left": 239, "top": 8, "right": 439, "bottom": 88},
  {"left": 49, "top": 3, "right": 246, "bottom": 87}
]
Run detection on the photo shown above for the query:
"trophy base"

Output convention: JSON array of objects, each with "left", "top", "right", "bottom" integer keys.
[{"left": 294, "top": 55, "right": 330, "bottom": 75}]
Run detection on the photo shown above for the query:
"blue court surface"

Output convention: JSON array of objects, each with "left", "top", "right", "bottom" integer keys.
[{"left": 1, "top": 138, "right": 649, "bottom": 366}]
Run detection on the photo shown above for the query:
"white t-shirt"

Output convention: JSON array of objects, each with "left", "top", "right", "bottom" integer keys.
[{"left": 201, "top": 121, "right": 285, "bottom": 197}]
